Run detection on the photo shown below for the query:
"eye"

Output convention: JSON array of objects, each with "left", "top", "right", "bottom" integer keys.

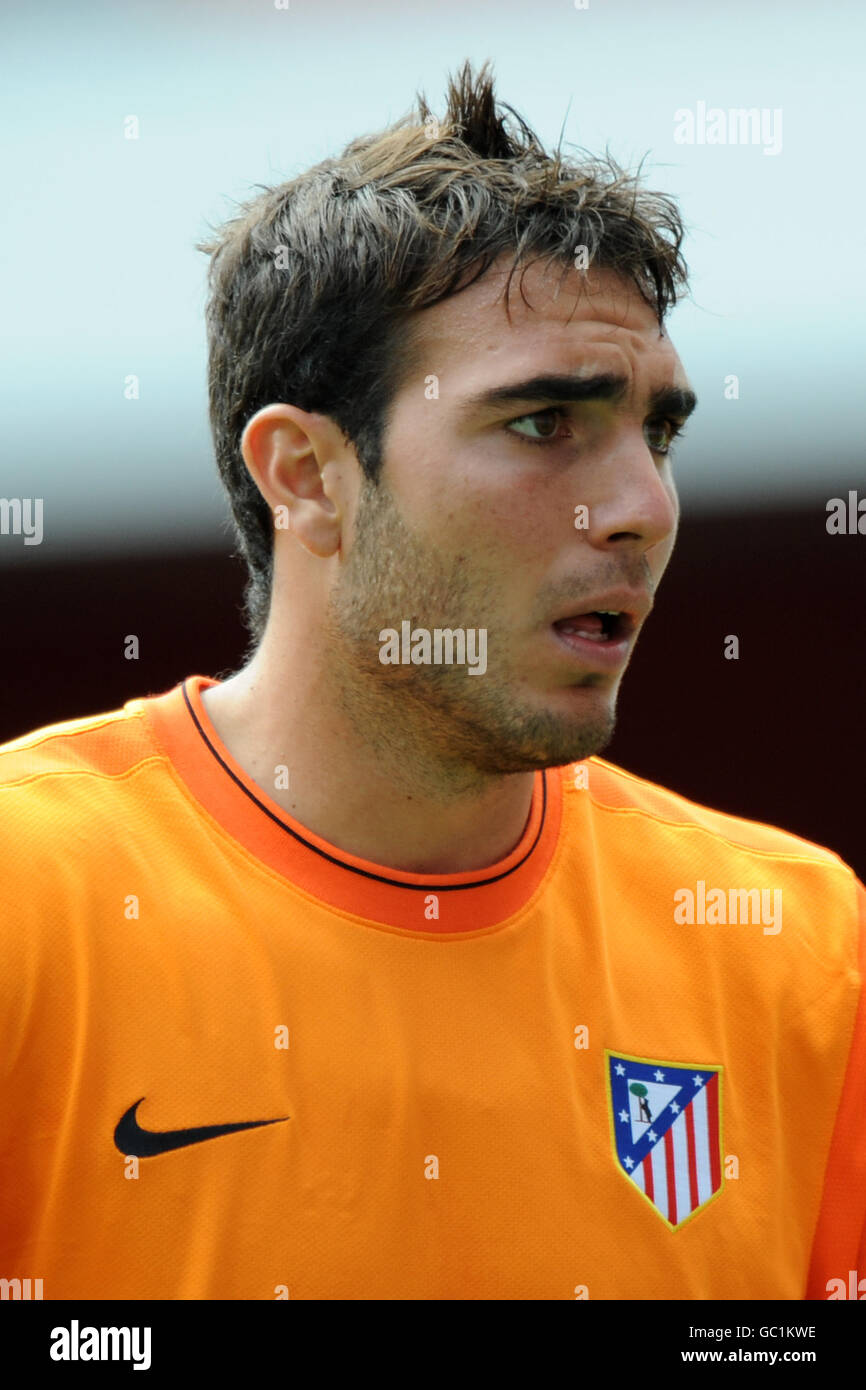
[
  {"left": 505, "top": 407, "right": 569, "bottom": 444},
  {"left": 505, "top": 410, "right": 689, "bottom": 453},
  {"left": 644, "top": 418, "right": 687, "bottom": 456}
]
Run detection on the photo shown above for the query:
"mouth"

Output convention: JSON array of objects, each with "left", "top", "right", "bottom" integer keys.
[
  {"left": 551, "top": 610, "right": 637, "bottom": 669},
  {"left": 553, "top": 610, "right": 635, "bottom": 643}
]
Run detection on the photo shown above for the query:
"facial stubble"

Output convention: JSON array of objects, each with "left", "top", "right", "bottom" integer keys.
[{"left": 324, "top": 475, "right": 618, "bottom": 788}]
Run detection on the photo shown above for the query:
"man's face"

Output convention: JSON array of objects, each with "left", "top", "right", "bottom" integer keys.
[{"left": 326, "top": 257, "right": 695, "bottom": 777}]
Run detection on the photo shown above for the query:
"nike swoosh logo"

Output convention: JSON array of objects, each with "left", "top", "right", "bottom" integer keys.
[{"left": 114, "top": 1098, "right": 290, "bottom": 1157}]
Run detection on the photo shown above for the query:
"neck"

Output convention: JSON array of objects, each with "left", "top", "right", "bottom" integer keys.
[{"left": 201, "top": 638, "right": 535, "bottom": 876}]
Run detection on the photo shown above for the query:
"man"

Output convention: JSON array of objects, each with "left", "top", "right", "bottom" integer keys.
[{"left": 1, "top": 62, "right": 863, "bottom": 1301}]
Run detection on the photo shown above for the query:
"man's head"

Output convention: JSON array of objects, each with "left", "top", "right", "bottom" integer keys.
[{"left": 197, "top": 61, "right": 695, "bottom": 779}]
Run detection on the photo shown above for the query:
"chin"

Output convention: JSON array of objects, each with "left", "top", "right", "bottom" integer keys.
[{"left": 480, "top": 711, "right": 617, "bottom": 776}]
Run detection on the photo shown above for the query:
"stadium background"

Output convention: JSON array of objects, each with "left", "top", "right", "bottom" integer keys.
[{"left": 2, "top": 0, "right": 863, "bottom": 879}]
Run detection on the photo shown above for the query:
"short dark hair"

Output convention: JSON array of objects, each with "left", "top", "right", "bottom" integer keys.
[{"left": 196, "top": 59, "right": 689, "bottom": 648}]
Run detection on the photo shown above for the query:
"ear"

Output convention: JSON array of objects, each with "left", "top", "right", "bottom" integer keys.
[{"left": 240, "top": 404, "right": 347, "bottom": 558}]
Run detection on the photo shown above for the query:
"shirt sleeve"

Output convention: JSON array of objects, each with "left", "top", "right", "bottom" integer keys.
[{"left": 805, "top": 877, "right": 866, "bottom": 1298}]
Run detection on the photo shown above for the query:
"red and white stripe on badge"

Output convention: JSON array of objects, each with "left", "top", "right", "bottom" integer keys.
[
  {"left": 607, "top": 1051, "right": 724, "bottom": 1229},
  {"left": 629, "top": 1073, "right": 722, "bottom": 1225}
]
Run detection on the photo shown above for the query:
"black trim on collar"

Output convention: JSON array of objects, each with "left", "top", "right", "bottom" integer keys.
[{"left": 182, "top": 681, "right": 547, "bottom": 894}]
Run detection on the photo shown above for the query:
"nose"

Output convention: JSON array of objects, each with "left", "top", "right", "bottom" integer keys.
[{"left": 581, "top": 427, "right": 679, "bottom": 554}]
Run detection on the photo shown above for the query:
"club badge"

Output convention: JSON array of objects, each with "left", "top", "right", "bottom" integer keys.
[{"left": 606, "top": 1050, "right": 724, "bottom": 1228}]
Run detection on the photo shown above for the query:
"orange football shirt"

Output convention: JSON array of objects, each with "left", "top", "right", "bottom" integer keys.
[{"left": 0, "top": 674, "right": 863, "bottom": 1300}]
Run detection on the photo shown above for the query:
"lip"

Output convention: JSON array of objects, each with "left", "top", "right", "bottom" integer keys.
[
  {"left": 550, "top": 623, "right": 635, "bottom": 671},
  {"left": 550, "top": 589, "right": 652, "bottom": 627}
]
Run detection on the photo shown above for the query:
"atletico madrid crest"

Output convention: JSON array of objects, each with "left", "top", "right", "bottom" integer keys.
[{"left": 606, "top": 1050, "right": 724, "bottom": 1229}]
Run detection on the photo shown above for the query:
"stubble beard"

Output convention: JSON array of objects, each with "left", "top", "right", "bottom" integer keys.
[{"left": 323, "top": 475, "right": 618, "bottom": 786}]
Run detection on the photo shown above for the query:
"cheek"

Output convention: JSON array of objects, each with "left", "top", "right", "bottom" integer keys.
[
  {"left": 430, "top": 472, "right": 542, "bottom": 553},
  {"left": 457, "top": 461, "right": 566, "bottom": 546},
  {"left": 648, "top": 513, "right": 679, "bottom": 580},
  {"left": 394, "top": 427, "right": 566, "bottom": 560},
  {"left": 650, "top": 535, "right": 674, "bottom": 577},
  {"left": 463, "top": 496, "right": 558, "bottom": 577},
  {"left": 652, "top": 471, "right": 679, "bottom": 558}
]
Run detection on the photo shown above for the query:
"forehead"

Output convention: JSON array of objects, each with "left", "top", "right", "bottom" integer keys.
[{"left": 403, "top": 256, "right": 689, "bottom": 395}]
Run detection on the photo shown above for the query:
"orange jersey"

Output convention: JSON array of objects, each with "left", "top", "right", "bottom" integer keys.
[{"left": 0, "top": 674, "right": 863, "bottom": 1300}]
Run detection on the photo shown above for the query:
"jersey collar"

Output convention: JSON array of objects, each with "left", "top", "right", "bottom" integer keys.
[{"left": 141, "top": 675, "right": 563, "bottom": 935}]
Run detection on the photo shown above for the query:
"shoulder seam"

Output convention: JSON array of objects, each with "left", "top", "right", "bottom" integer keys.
[
  {"left": 584, "top": 796, "right": 852, "bottom": 875},
  {"left": 0, "top": 705, "right": 145, "bottom": 755},
  {"left": 0, "top": 754, "right": 169, "bottom": 793},
  {"left": 0, "top": 706, "right": 156, "bottom": 790},
  {"left": 583, "top": 758, "right": 849, "bottom": 873}
]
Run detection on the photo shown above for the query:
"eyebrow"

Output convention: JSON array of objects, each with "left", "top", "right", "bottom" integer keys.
[{"left": 456, "top": 372, "right": 698, "bottom": 421}]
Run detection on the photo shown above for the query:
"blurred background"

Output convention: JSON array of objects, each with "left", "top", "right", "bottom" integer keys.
[{"left": 1, "top": 0, "right": 863, "bottom": 876}]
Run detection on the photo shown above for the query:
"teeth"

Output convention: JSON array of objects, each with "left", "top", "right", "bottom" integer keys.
[{"left": 596, "top": 610, "right": 621, "bottom": 616}]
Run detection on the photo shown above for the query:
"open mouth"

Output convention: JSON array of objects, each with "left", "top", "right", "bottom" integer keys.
[{"left": 552, "top": 610, "right": 634, "bottom": 644}]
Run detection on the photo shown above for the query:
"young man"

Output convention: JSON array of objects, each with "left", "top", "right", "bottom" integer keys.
[{"left": 1, "top": 63, "right": 863, "bottom": 1301}]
